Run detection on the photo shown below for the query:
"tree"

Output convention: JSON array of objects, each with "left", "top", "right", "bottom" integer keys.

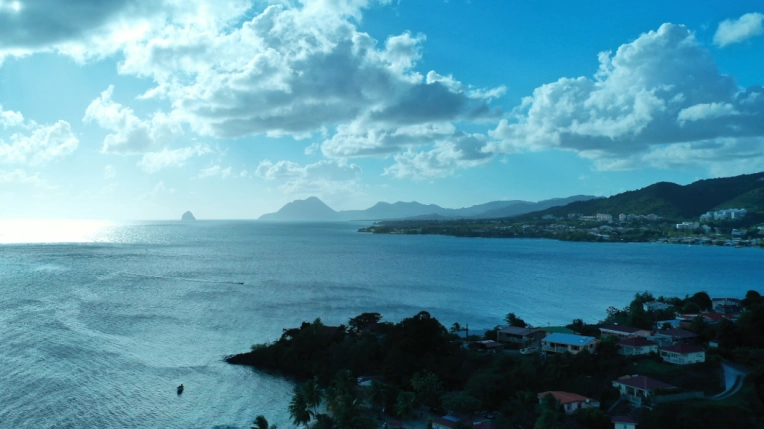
[
  {"left": 289, "top": 389, "right": 311, "bottom": 429},
  {"left": 395, "top": 391, "right": 416, "bottom": 419},
  {"left": 505, "top": 313, "right": 528, "bottom": 328},
  {"left": 688, "top": 292, "right": 712, "bottom": 311},
  {"left": 252, "top": 415, "right": 277, "bottom": 429},
  {"left": 441, "top": 391, "right": 482, "bottom": 416},
  {"left": 301, "top": 378, "right": 323, "bottom": 418},
  {"left": 411, "top": 371, "right": 444, "bottom": 410},
  {"left": 533, "top": 410, "right": 562, "bottom": 429},
  {"left": 450, "top": 322, "right": 463, "bottom": 333},
  {"left": 348, "top": 313, "right": 382, "bottom": 333},
  {"left": 365, "top": 379, "right": 387, "bottom": 415}
]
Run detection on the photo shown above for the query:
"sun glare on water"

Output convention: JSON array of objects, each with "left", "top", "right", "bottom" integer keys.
[{"left": 0, "top": 220, "right": 115, "bottom": 244}]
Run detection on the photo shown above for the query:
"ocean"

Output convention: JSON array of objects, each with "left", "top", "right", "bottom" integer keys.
[{"left": 0, "top": 220, "right": 761, "bottom": 428}]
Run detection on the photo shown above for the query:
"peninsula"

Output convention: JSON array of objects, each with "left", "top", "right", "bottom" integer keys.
[{"left": 228, "top": 290, "right": 764, "bottom": 429}]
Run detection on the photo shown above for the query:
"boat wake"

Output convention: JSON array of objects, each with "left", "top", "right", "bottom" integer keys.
[{"left": 119, "top": 272, "right": 244, "bottom": 285}]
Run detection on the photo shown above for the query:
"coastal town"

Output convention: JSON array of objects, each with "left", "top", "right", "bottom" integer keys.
[
  {"left": 229, "top": 290, "right": 764, "bottom": 429},
  {"left": 358, "top": 207, "right": 764, "bottom": 248}
]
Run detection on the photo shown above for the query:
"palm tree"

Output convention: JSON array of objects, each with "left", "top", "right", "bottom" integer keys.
[
  {"left": 252, "top": 415, "right": 278, "bottom": 429},
  {"left": 302, "top": 378, "right": 323, "bottom": 418},
  {"left": 289, "top": 389, "right": 312, "bottom": 429},
  {"left": 365, "top": 380, "right": 387, "bottom": 415}
]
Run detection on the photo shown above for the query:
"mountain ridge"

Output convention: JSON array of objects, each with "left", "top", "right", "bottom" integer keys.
[{"left": 258, "top": 195, "right": 600, "bottom": 221}]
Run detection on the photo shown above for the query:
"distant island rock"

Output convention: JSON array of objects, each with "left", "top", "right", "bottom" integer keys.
[{"left": 182, "top": 211, "right": 196, "bottom": 221}]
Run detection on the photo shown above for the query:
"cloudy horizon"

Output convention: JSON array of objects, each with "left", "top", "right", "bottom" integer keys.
[{"left": 1, "top": 1, "right": 763, "bottom": 220}]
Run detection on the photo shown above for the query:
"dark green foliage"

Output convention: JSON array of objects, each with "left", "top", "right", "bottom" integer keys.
[
  {"left": 441, "top": 391, "right": 483, "bottom": 415},
  {"left": 252, "top": 415, "right": 276, "bottom": 429},
  {"left": 640, "top": 402, "right": 757, "bottom": 429},
  {"left": 411, "top": 371, "right": 444, "bottom": 410},
  {"left": 394, "top": 391, "right": 416, "bottom": 419},
  {"left": 348, "top": 313, "right": 382, "bottom": 334},
  {"left": 505, "top": 313, "right": 528, "bottom": 328}
]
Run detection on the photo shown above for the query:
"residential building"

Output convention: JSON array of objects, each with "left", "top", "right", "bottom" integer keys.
[
  {"left": 611, "top": 416, "right": 638, "bottom": 429},
  {"left": 497, "top": 327, "right": 546, "bottom": 345},
  {"left": 599, "top": 325, "right": 649, "bottom": 339},
  {"left": 617, "top": 337, "right": 658, "bottom": 356},
  {"left": 537, "top": 391, "right": 600, "bottom": 415},
  {"left": 542, "top": 326, "right": 577, "bottom": 336},
  {"left": 712, "top": 298, "right": 741, "bottom": 314},
  {"left": 541, "top": 333, "right": 598, "bottom": 355},
  {"left": 472, "top": 340, "right": 504, "bottom": 352},
  {"left": 619, "top": 213, "right": 626, "bottom": 221},
  {"left": 597, "top": 213, "right": 613, "bottom": 222},
  {"left": 676, "top": 222, "right": 699, "bottom": 230},
  {"left": 647, "top": 328, "right": 699, "bottom": 347},
  {"left": 433, "top": 415, "right": 495, "bottom": 429},
  {"left": 612, "top": 375, "right": 676, "bottom": 407},
  {"left": 660, "top": 344, "right": 705, "bottom": 365}
]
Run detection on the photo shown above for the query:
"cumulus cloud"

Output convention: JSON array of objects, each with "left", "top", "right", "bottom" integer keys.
[
  {"left": 197, "top": 164, "right": 232, "bottom": 179},
  {"left": 136, "top": 145, "right": 210, "bottom": 173},
  {"left": 1, "top": 105, "right": 24, "bottom": 128},
  {"left": 488, "top": 23, "right": 764, "bottom": 173},
  {"left": 84, "top": 86, "right": 183, "bottom": 154},
  {"left": 255, "top": 159, "right": 361, "bottom": 194},
  {"left": 384, "top": 132, "right": 493, "bottom": 179},
  {"left": 714, "top": 13, "right": 764, "bottom": 47},
  {"left": 0, "top": 169, "right": 55, "bottom": 189},
  {"left": 0, "top": 120, "right": 79, "bottom": 165}
]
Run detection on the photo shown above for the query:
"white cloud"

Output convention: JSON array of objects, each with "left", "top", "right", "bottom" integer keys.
[
  {"left": 136, "top": 145, "right": 210, "bottom": 173},
  {"left": 0, "top": 169, "right": 55, "bottom": 189},
  {"left": 384, "top": 133, "right": 492, "bottom": 179},
  {"left": 83, "top": 85, "right": 183, "bottom": 154},
  {"left": 0, "top": 105, "right": 24, "bottom": 128},
  {"left": 487, "top": 23, "right": 764, "bottom": 173},
  {"left": 0, "top": 120, "right": 79, "bottom": 165},
  {"left": 138, "top": 180, "right": 174, "bottom": 200},
  {"left": 197, "top": 165, "right": 232, "bottom": 179},
  {"left": 104, "top": 164, "right": 116, "bottom": 179},
  {"left": 255, "top": 159, "right": 361, "bottom": 194},
  {"left": 714, "top": 13, "right": 764, "bottom": 47}
]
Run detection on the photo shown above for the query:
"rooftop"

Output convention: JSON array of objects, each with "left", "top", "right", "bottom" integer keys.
[
  {"left": 657, "top": 328, "right": 699, "bottom": 339},
  {"left": 611, "top": 416, "right": 638, "bottom": 424},
  {"left": 600, "top": 324, "right": 642, "bottom": 334},
  {"left": 661, "top": 344, "right": 705, "bottom": 354},
  {"left": 614, "top": 375, "right": 675, "bottom": 391},
  {"left": 543, "top": 333, "right": 597, "bottom": 346},
  {"left": 542, "top": 326, "right": 576, "bottom": 335},
  {"left": 537, "top": 391, "right": 597, "bottom": 405}
]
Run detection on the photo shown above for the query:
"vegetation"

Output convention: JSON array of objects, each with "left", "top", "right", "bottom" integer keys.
[{"left": 233, "top": 289, "right": 764, "bottom": 429}]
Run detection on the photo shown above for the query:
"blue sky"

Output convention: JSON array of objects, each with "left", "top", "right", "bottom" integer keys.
[{"left": 0, "top": 0, "right": 763, "bottom": 219}]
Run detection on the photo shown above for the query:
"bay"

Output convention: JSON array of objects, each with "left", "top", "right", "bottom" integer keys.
[{"left": 0, "top": 220, "right": 761, "bottom": 428}]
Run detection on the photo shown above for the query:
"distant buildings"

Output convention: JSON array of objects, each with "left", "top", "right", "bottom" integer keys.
[
  {"left": 700, "top": 208, "right": 747, "bottom": 221},
  {"left": 676, "top": 222, "right": 699, "bottom": 230},
  {"left": 568, "top": 213, "right": 660, "bottom": 223}
]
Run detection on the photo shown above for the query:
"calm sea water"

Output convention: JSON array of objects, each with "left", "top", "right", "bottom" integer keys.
[{"left": 0, "top": 220, "right": 762, "bottom": 428}]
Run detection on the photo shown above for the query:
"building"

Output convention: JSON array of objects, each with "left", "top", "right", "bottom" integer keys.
[
  {"left": 433, "top": 415, "right": 495, "bottom": 429},
  {"left": 712, "top": 298, "right": 741, "bottom": 314},
  {"left": 537, "top": 391, "right": 600, "bottom": 415},
  {"left": 619, "top": 213, "right": 626, "bottom": 221},
  {"left": 599, "top": 325, "right": 649, "bottom": 339},
  {"left": 676, "top": 222, "right": 699, "bottom": 230},
  {"left": 617, "top": 337, "right": 658, "bottom": 356},
  {"left": 472, "top": 340, "right": 504, "bottom": 352},
  {"left": 660, "top": 344, "right": 705, "bottom": 365},
  {"left": 597, "top": 213, "right": 613, "bottom": 222},
  {"left": 643, "top": 301, "right": 674, "bottom": 312},
  {"left": 611, "top": 416, "right": 638, "bottom": 429},
  {"left": 542, "top": 326, "right": 577, "bottom": 336},
  {"left": 647, "top": 328, "right": 699, "bottom": 347},
  {"left": 541, "top": 333, "right": 598, "bottom": 355},
  {"left": 612, "top": 375, "right": 676, "bottom": 407},
  {"left": 497, "top": 327, "right": 546, "bottom": 345}
]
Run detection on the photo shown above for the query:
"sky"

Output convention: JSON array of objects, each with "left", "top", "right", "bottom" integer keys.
[{"left": 0, "top": 0, "right": 763, "bottom": 219}]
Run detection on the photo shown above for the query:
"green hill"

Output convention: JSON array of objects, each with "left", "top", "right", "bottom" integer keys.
[{"left": 521, "top": 172, "right": 764, "bottom": 221}]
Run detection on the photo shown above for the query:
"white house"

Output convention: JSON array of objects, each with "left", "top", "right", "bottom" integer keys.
[
  {"left": 659, "top": 344, "right": 705, "bottom": 365},
  {"left": 537, "top": 391, "right": 600, "bottom": 415},
  {"left": 599, "top": 325, "right": 650, "bottom": 339},
  {"left": 541, "top": 333, "right": 598, "bottom": 355},
  {"left": 611, "top": 416, "right": 638, "bottom": 429}
]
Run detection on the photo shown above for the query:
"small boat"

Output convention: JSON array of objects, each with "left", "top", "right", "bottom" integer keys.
[{"left": 177, "top": 384, "right": 184, "bottom": 394}]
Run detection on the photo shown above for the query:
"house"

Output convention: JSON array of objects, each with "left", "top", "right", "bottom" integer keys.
[
  {"left": 454, "top": 329, "right": 487, "bottom": 340},
  {"left": 599, "top": 325, "right": 649, "bottom": 339},
  {"left": 432, "top": 415, "right": 495, "bottom": 429},
  {"left": 611, "top": 416, "right": 638, "bottom": 429},
  {"left": 612, "top": 375, "right": 676, "bottom": 407},
  {"left": 660, "top": 344, "right": 705, "bottom": 365},
  {"left": 537, "top": 391, "right": 600, "bottom": 415},
  {"left": 643, "top": 301, "right": 674, "bottom": 312},
  {"left": 647, "top": 328, "right": 699, "bottom": 347},
  {"left": 497, "top": 327, "right": 546, "bottom": 345},
  {"left": 617, "top": 337, "right": 658, "bottom": 356},
  {"left": 712, "top": 298, "right": 741, "bottom": 314},
  {"left": 541, "top": 333, "right": 598, "bottom": 355}
]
